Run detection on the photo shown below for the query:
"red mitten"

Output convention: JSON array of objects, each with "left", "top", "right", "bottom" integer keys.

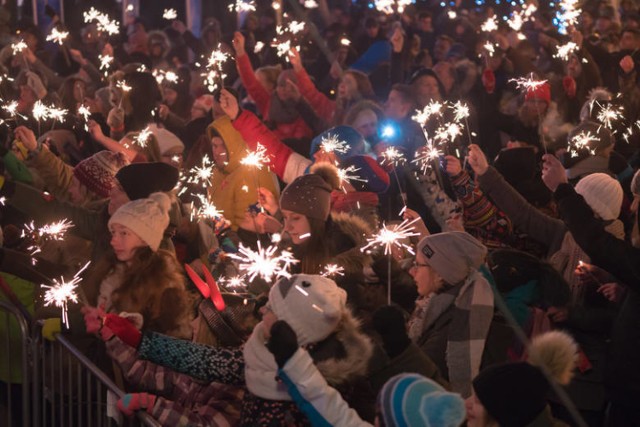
[
  {"left": 563, "top": 76, "right": 577, "bottom": 98},
  {"left": 103, "top": 314, "right": 142, "bottom": 347},
  {"left": 117, "top": 392, "right": 157, "bottom": 416},
  {"left": 81, "top": 305, "right": 106, "bottom": 335},
  {"left": 482, "top": 69, "right": 496, "bottom": 94}
]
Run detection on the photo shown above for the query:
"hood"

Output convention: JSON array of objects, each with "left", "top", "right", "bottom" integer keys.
[{"left": 207, "top": 115, "right": 248, "bottom": 173}]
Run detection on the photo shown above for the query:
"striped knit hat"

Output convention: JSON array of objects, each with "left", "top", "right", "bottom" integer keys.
[{"left": 73, "top": 151, "right": 128, "bottom": 198}]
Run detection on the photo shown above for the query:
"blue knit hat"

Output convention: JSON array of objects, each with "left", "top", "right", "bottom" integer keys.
[
  {"left": 379, "top": 374, "right": 466, "bottom": 427},
  {"left": 309, "top": 126, "right": 366, "bottom": 161}
]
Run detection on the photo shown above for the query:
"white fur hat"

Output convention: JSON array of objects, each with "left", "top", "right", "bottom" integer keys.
[
  {"left": 108, "top": 192, "right": 171, "bottom": 251},
  {"left": 268, "top": 274, "right": 347, "bottom": 346},
  {"left": 575, "top": 173, "right": 623, "bottom": 221},
  {"left": 148, "top": 124, "right": 184, "bottom": 155}
]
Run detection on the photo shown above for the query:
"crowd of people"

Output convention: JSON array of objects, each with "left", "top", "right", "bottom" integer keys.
[{"left": 0, "top": 0, "right": 640, "bottom": 425}]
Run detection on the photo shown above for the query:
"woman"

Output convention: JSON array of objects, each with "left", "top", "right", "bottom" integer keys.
[
  {"left": 82, "top": 192, "right": 193, "bottom": 338},
  {"left": 408, "top": 231, "right": 510, "bottom": 397},
  {"left": 86, "top": 274, "right": 373, "bottom": 425}
]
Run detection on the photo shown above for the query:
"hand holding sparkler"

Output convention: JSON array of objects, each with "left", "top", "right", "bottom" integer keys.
[
  {"left": 443, "top": 155, "right": 463, "bottom": 177},
  {"left": 257, "top": 187, "right": 279, "bottom": 215},
  {"left": 232, "top": 31, "right": 246, "bottom": 57},
  {"left": 14, "top": 126, "right": 38, "bottom": 152},
  {"left": 219, "top": 88, "right": 240, "bottom": 120},
  {"left": 467, "top": 144, "right": 489, "bottom": 176},
  {"left": 402, "top": 208, "right": 430, "bottom": 240},
  {"left": 541, "top": 153, "right": 568, "bottom": 192},
  {"left": 288, "top": 48, "right": 303, "bottom": 71},
  {"left": 620, "top": 55, "right": 635, "bottom": 74}
]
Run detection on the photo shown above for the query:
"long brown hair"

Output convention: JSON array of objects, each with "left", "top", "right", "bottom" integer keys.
[{"left": 297, "top": 216, "right": 331, "bottom": 274}]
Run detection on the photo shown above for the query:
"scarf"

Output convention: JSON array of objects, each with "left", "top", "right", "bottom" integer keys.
[
  {"left": 417, "top": 271, "right": 494, "bottom": 397},
  {"left": 243, "top": 322, "right": 291, "bottom": 401}
]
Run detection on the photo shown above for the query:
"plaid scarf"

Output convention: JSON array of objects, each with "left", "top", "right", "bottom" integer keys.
[{"left": 420, "top": 271, "right": 495, "bottom": 397}]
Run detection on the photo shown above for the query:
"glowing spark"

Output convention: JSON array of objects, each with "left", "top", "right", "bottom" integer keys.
[
  {"left": 117, "top": 80, "right": 132, "bottom": 92},
  {"left": 595, "top": 102, "right": 624, "bottom": 130},
  {"left": 47, "top": 106, "right": 68, "bottom": 123},
  {"left": 228, "top": 0, "right": 257, "bottom": 12},
  {"left": 483, "top": 42, "right": 496, "bottom": 57},
  {"left": 289, "top": 21, "right": 305, "bottom": 34},
  {"left": 181, "top": 155, "right": 215, "bottom": 191},
  {"left": 555, "top": 0, "right": 580, "bottom": 35},
  {"left": 11, "top": 40, "right": 27, "bottom": 55},
  {"left": 77, "top": 104, "right": 91, "bottom": 122},
  {"left": 274, "top": 39, "right": 293, "bottom": 59},
  {"left": 320, "top": 133, "right": 348, "bottom": 154},
  {"left": 220, "top": 275, "right": 247, "bottom": 292},
  {"left": 412, "top": 144, "right": 443, "bottom": 173},
  {"left": 42, "top": 262, "right": 90, "bottom": 327},
  {"left": 46, "top": 28, "right": 69, "bottom": 45},
  {"left": 509, "top": 75, "right": 548, "bottom": 93},
  {"left": 0, "top": 197, "right": 5, "bottom": 205},
  {"left": 99, "top": 54, "right": 113, "bottom": 70},
  {"left": 321, "top": 264, "right": 344, "bottom": 278},
  {"left": 338, "top": 165, "right": 367, "bottom": 186},
  {"left": 304, "top": 0, "right": 319, "bottom": 8},
  {"left": 507, "top": 3, "right": 536, "bottom": 32},
  {"left": 568, "top": 131, "right": 598, "bottom": 157},
  {"left": 132, "top": 126, "right": 152, "bottom": 147},
  {"left": 340, "top": 37, "right": 351, "bottom": 46},
  {"left": 553, "top": 42, "right": 578, "bottom": 61},
  {"left": 412, "top": 101, "right": 443, "bottom": 125},
  {"left": 229, "top": 242, "right": 298, "bottom": 283},
  {"left": 361, "top": 219, "right": 420, "bottom": 255},
  {"left": 163, "top": 8, "right": 177, "bottom": 20},
  {"left": 84, "top": 8, "right": 120, "bottom": 36},
  {"left": 435, "top": 122, "right": 463, "bottom": 143},
  {"left": 271, "top": 233, "right": 282, "bottom": 243},
  {"left": 254, "top": 41, "right": 265, "bottom": 53},
  {"left": 3, "top": 101, "right": 25, "bottom": 119},
  {"left": 381, "top": 146, "right": 406, "bottom": 167},
  {"left": 240, "top": 143, "right": 270, "bottom": 170},
  {"left": 374, "top": 0, "right": 394, "bottom": 14},
  {"left": 190, "top": 194, "right": 224, "bottom": 221},
  {"left": 126, "top": 4, "right": 134, "bottom": 12},
  {"left": 448, "top": 10, "right": 457, "bottom": 19},
  {"left": 481, "top": 15, "right": 499, "bottom": 32},
  {"left": 32, "top": 101, "right": 49, "bottom": 121},
  {"left": 452, "top": 101, "right": 470, "bottom": 122}
]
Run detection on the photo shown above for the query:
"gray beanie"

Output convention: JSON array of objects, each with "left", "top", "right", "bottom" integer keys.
[{"left": 417, "top": 232, "right": 488, "bottom": 285}]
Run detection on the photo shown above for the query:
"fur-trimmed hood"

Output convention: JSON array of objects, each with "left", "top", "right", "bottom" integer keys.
[
  {"left": 312, "top": 308, "right": 374, "bottom": 385},
  {"left": 330, "top": 211, "right": 374, "bottom": 278}
]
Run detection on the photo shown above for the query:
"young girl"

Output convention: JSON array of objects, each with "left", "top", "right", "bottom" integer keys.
[{"left": 82, "top": 192, "right": 193, "bottom": 338}]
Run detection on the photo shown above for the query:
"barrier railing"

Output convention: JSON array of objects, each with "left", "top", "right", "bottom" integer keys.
[{"left": 0, "top": 299, "right": 161, "bottom": 427}]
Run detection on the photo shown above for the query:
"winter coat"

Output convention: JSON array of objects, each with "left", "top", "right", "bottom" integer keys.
[
  {"left": 106, "top": 336, "right": 244, "bottom": 426},
  {"left": 555, "top": 183, "right": 640, "bottom": 409},
  {"left": 206, "top": 116, "right": 279, "bottom": 231},
  {"left": 236, "top": 54, "right": 312, "bottom": 141},
  {"left": 478, "top": 167, "right": 621, "bottom": 410},
  {"left": 128, "top": 309, "right": 373, "bottom": 426}
]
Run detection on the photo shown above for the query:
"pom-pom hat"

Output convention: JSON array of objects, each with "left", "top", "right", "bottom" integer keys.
[{"left": 108, "top": 192, "right": 171, "bottom": 251}]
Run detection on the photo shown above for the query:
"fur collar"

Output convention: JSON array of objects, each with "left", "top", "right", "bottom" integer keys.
[{"left": 330, "top": 211, "right": 374, "bottom": 277}]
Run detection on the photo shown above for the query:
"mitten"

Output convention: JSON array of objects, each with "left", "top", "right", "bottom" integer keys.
[
  {"left": 103, "top": 313, "right": 142, "bottom": 347},
  {"left": 482, "top": 68, "right": 496, "bottom": 94},
  {"left": 563, "top": 76, "right": 577, "bottom": 98},
  {"left": 117, "top": 392, "right": 157, "bottom": 416},
  {"left": 266, "top": 320, "right": 299, "bottom": 368},
  {"left": 42, "top": 318, "right": 61, "bottom": 341}
]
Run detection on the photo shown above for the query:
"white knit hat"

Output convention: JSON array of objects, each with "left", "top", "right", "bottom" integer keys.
[
  {"left": 417, "top": 232, "right": 488, "bottom": 285},
  {"left": 24, "top": 71, "right": 46, "bottom": 100},
  {"left": 108, "top": 192, "right": 171, "bottom": 251},
  {"left": 268, "top": 274, "right": 347, "bottom": 346},
  {"left": 575, "top": 173, "right": 623, "bottom": 221},
  {"left": 148, "top": 124, "right": 184, "bottom": 155}
]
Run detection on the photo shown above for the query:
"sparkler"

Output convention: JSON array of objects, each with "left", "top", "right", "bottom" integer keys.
[
  {"left": 228, "top": 0, "right": 257, "bottom": 12},
  {"left": 303, "top": 0, "right": 319, "bottom": 7},
  {"left": 507, "top": 3, "right": 537, "bottom": 32},
  {"left": 321, "top": 264, "right": 345, "bottom": 278},
  {"left": 42, "top": 261, "right": 90, "bottom": 327},
  {"left": 412, "top": 143, "right": 443, "bottom": 173},
  {"left": 99, "top": 54, "right": 113, "bottom": 73},
  {"left": 77, "top": 104, "right": 91, "bottom": 131},
  {"left": 83, "top": 7, "right": 120, "bottom": 36},
  {"left": 228, "top": 242, "right": 298, "bottom": 283},
  {"left": 11, "top": 40, "right": 27, "bottom": 55},
  {"left": 554, "top": 0, "right": 580, "bottom": 35},
  {"left": 594, "top": 102, "right": 624, "bottom": 131},
  {"left": 131, "top": 126, "right": 152, "bottom": 148},
  {"left": 178, "top": 155, "right": 215, "bottom": 196},
  {"left": 567, "top": 131, "right": 598, "bottom": 158},
  {"left": 381, "top": 147, "right": 408, "bottom": 214},
  {"left": 46, "top": 28, "right": 69, "bottom": 45},
  {"left": 201, "top": 46, "right": 229, "bottom": 92},
  {"left": 320, "top": 133, "right": 348, "bottom": 155},
  {"left": 240, "top": 143, "right": 270, "bottom": 170},
  {"left": 219, "top": 275, "right": 248, "bottom": 293},
  {"left": 337, "top": 165, "right": 367, "bottom": 189},
  {"left": 163, "top": 8, "right": 177, "bottom": 20},
  {"left": 553, "top": 42, "right": 578, "bottom": 61},
  {"left": 254, "top": 41, "right": 265, "bottom": 53},
  {"left": 481, "top": 15, "right": 499, "bottom": 32},
  {"left": 361, "top": 218, "right": 420, "bottom": 304},
  {"left": 510, "top": 75, "right": 549, "bottom": 152},
  {"left": 22, "top": 219, "right": 75, "bottom": 265},
  {"left": 3, "top": 101, "right": 26, "bottom": 119},
  {"left": 412, "top": 101, "right": 444, "bottom": 125},
  {"left": 190, "top": 193, "right": 224, "bottom": 221}
]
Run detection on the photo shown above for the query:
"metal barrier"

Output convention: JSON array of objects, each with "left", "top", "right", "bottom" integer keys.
[{"left": 0, "top": 299, "right": 161, "bottom": 427}]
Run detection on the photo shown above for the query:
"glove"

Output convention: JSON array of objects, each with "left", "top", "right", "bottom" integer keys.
[
  {"left": 563, "top": 76, "right": 577, "bottom": 98},
  {"left": 117, "top": 392, "right": 157, "bottom": 416},
  {"left": 482, "top": 68, "right": 496, "bottom": 94},
  {"left": 103, "top": 313, "right": 142, "bottom": 347},
  {"left": 266, "top": 320, "right": 298, "bottom": 368},
  {"left": 107, "top": 107, "right": 125, "bottom": 131},
  {"left": 42, "top": 318, "right": 61, "bottom": 341}
]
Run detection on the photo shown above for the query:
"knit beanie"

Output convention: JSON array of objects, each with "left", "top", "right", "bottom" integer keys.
[
  {"left": 73, "top": 151, "right": 129, "bottom": 198},
  {"left": 268, "top": 274, "right": 346, "bottom": 346},
  {"left": 108, "top": 192, "right": 171, "bottom": 251},
  {"left": 148, "top": 124, "right": 184, "bottom": 155},
  {"left": 575, "top": 173, "right": 623, "bottom": 220},
  {"left": 115, "top": 162, "right": 179, "bottom": 200},
  {"left": 473, "top": 362, "right": 550, "bottom": 427},
  {"left": 341, "top": 155, "right": 390, "bottom": 193},
  {"left": 379, "top": 373, "right": 466, "bottom": 427},
  {"left": 417, "top": 232, "right": 488, "bottom": 285},
  {"left": 309, "top": 126, "right": 366, "bottom": 161},
  {"left": 94, "top": 86, "right": 115, "bottom": 112},
  {"left": 524, "top": 82, "right": 551, "bottom": 105},
  {"left": 23, "top": 71, "right": 47, "bottom": 100},
  {"left": 280, "top": 173, "right": 333, "bottom": 221}
]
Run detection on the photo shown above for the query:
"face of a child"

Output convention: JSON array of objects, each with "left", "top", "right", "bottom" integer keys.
[
  {"left": 109, "top": 223, "right": 147, "bottom": 262},
  {"left": 465, "top": 391, "right": 492, "bottom": 427},
  {"left": 282, "top": 209, "right": 311, "bottom": 245}
]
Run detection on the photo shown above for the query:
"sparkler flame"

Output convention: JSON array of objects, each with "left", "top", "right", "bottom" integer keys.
[
  {"left": 481, "top": 15, "right": 499, "bottom": 32},
  {"left": 190, "top": 194, "right": 224, "bottom": 221},
  {"left": 568, "top": 131, "right": 598, "bottom": 157},
  {"left": 553, "top": 42, "right": 578, "bottom": 61},
  {"left": 509, "top": 75, "right": 548, "bottom": 93},
  {"left": 361, "top": 219, "right": 420, "bottom": 255},
  {"left": 240, "top": 143, "right": 270, "bottom": 170},
  {"left": 163, "top": 8, "right": 178, "bottom": 20},
  {"left": 42, "top": 262, "right": 90, "bottom": 327},
  {"left": 320, "top": 133, "right": 348, "bottom": 154},
  {"left": 412, "top": 101, "right": 444, "bottom": 125},
  {"left": 11, "top": 40, "right": 27, "bottom": 55},
  {"left": 46, "top": 28, "right": 69, "bottom": 45},
  {"left": 381, "top": 146, "right": 406, "bottom": 167},
  {"left": 228, "top": 0, "right": 257, "bottom": 12},
  {"left": 321, "top": 264, "right": 345, "bottom": 278},
  {"left": 229, "top": 242, "right": 298, "bottom": 283}
]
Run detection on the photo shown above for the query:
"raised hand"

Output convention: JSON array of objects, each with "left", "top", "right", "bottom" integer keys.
[
  {"left": 444, "top": 155, "right": 462, "bottom": 177},
  {"left": 541, "top": 153, "right": 567, "bottom": 192},
  {"left": 219, "top": 88, "right": 240, "bottom": 120},
  {"left": 14, "top": 126, "right": 38, "bottom": 151},
  {"left": 232, "top": 31, "right": 246, "bottom": 56},
  {"left": 467, "top": 144, "right": 489, "bottom": 176}
]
